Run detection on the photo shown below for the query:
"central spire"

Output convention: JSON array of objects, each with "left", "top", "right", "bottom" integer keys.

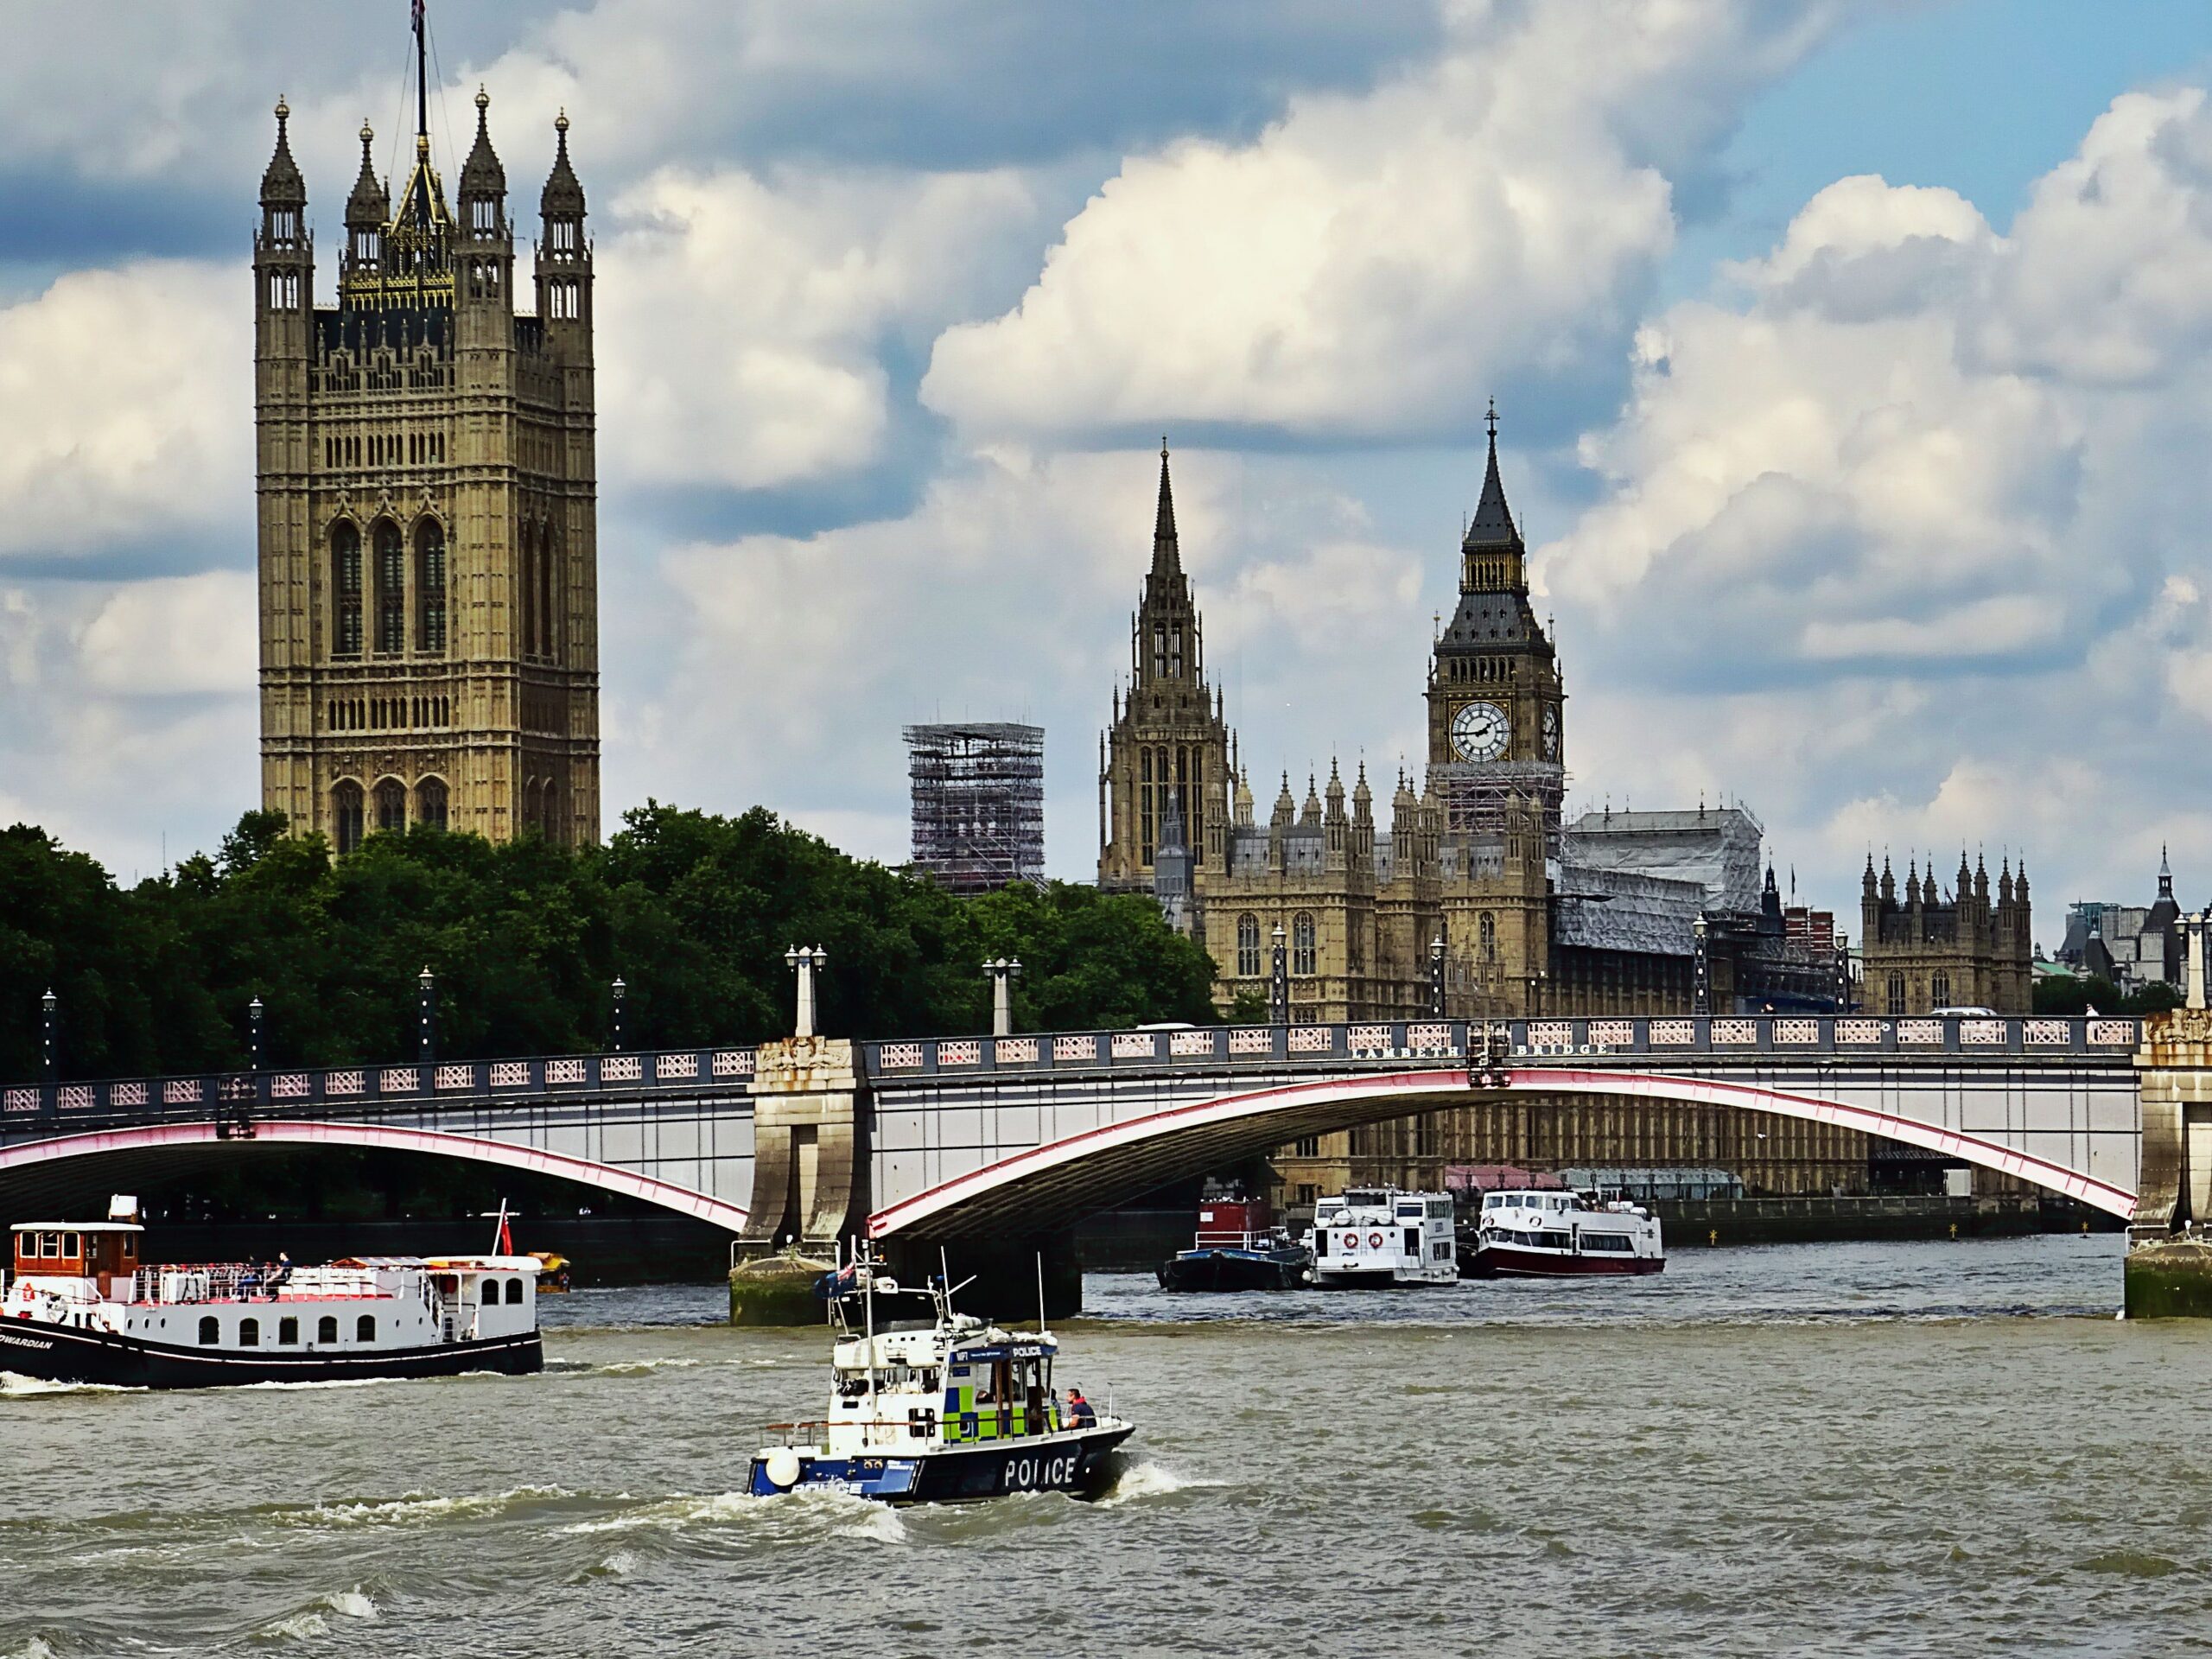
[
  {"left": 1464, "top": 397, "right": 1519, "bottom": 550},
  {"left": 1152, "top": 436, "right": 1180, "bottom": 577}
]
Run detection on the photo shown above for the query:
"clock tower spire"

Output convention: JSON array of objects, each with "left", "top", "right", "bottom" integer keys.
[{"left": 1424, "top": 403, "right": 1565, "bottom": 846}]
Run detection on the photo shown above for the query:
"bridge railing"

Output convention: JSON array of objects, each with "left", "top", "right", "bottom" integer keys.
[
  {"left": 860, "top": 1014, "right": 2144, "bottom": 1081},
  {"left": 0, "top": 1046, "right": 760, "bottom": 1126},
  {"left": 2, "top": 1014, "right": 2145, "bottom": 1127}
]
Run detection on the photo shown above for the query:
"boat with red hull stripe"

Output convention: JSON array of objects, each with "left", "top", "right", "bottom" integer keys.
[{"left": 1464, "top": 1189, "right": 1665, "bottom": 1278}]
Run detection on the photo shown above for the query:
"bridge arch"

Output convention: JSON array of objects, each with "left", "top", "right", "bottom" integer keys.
[
  {"left": 869, "top": 1067, "right": 2137, "bottom": 1241},
  {"left": 0, "top": 1121, "right": 749, "bottom": 1232}
]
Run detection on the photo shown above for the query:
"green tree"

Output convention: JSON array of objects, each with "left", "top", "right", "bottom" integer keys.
[{"left": 0, "top": 803, "right": 1227, "bottom": 1081}]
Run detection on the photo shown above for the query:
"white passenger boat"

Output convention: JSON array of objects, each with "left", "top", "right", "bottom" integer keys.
[
  {"left": 747, "top": 1249, "right": 1134, "bottom": 1504},
  {"left": 1468, "top": 1189, "right": 1665, "bottom": 1276},
  {"left": 1307, "top": 1188, "right": 1458, "bottom": 1287},
  {"left": 0, "top": 1197, "right": 543, "bottom": 1387}
]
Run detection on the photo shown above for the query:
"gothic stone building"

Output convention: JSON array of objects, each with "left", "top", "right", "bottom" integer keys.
[
  {"left": 1859, "top": 853, "right": 2032, "bottom": 1014},
  {"left": 255, "top": 89, "right": 601, "bottom": 851},
  {"left": 1098, "top": 419, "right": 1869, "bottom": 1198},
  {"left": 1096, "top": 445, "right": 1236, "bottom": 897}
]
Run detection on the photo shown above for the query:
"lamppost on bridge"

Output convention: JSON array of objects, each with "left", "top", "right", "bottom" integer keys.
[
  {"left": 984, "top": 957, "right": 1022, "bottom": 1037},
  {"left": 1428, "top": 933, "right": 1446, "bottom": 1019},
  {"left": 41, "top": 988, "right": 57, "bottom": 1084},
  {"left": 611, "top": 976, "right": 627, "bottom": 1052},
  {"left": 417, "top": 967, "right": 437, "bottom": 1067},
  {"left": 248, "top": 996, "right": 265, "bottom": 1071},
  {"left": 1269, "top": 925, "right": 1288, "bottom": 1027},
  {"left": 785, "top": 945, "right": 827, "bottom": 1039}
]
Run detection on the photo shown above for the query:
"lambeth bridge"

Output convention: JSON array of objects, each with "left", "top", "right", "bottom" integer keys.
[{"left": 9, "top": 1007, "right": 2210, "bottom": 1308}]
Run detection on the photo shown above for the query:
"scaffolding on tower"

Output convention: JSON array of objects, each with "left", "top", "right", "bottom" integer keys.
[{"left": 904, "top": 722, "right": 1046, "bottom": 895}]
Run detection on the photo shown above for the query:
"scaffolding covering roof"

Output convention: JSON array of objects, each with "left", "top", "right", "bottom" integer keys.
[{"left": 1560, "top": 804, "right": 1763, "bottom": 915}]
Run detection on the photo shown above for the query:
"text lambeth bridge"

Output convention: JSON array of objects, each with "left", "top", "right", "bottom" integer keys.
[{"left": 10, "top": 1003, "right": 2212, "bottom": 1307}]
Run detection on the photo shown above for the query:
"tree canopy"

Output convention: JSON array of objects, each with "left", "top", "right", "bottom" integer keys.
[{"left": 0, "top": 805, "right": 1221, "bottom": 1082}]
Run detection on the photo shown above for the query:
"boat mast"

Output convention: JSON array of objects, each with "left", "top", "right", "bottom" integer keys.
[{"left": 861, "top": 1236, "right": 878, "bottom": 1433}]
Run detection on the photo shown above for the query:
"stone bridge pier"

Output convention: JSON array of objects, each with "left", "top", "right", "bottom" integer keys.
[{"left": 734, "top": 1035, "right": 868, "bottom": 1256}]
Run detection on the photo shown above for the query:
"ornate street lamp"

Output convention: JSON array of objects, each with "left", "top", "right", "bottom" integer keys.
[
  {"left": 41, "top": 988, "right": 57, "bottom": 1084},
  {"left": 785, "top": 945, "right": 827, "bottom": 1039},
  {"left": 248, "top": 996, "right": 265, "bottom": 1071},
  {"left": 1269, "top": 925, "right": 1288, "bottom": 1027},
  {"left": 418, "top": 966, "right": 437, "bottom": 1066},
  {"left": 611, "top": 976, "right": 627, "bottom": 1052},
  {"left": 1429, "top": 933, "right": 1446, "bottom": 1019}
]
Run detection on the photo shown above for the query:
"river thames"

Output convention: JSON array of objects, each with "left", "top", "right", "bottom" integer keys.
[{"left": 4, "top": 1234, "right": 2206, "bottom": 1657}]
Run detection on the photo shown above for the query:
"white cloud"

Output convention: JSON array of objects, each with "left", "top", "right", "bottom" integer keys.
[
  {"left": 0, "top": 263, "right": 249, "bottom": 561},
  {"left": 596, "top": 165, "right": 1040, "bottom": 490},
  {"left": 78, "top": 572, "right": 257, "bottom": 696},
  {"left": 921, "top": 0, "right": 1840, "bottom": 442},
  {"left": 1541, "top": 89, "right": 2212, "bottom": 916}
]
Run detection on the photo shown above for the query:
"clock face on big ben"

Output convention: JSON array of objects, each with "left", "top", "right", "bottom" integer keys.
[
  {"left": 1450, "top": 700, "right": 1510, "bottom": 761},
  {"left": 1541, "top": 705, "right": 1559, "bottom": 760}
]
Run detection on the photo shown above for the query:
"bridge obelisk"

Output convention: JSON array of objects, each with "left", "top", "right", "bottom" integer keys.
[{"left": 728, "top": 948, "right": 869, "bottom": 1323}]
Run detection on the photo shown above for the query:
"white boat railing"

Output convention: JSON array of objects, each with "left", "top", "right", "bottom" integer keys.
[{"left": 128, "top": 1264, "right": 392, "bottom": 1305}]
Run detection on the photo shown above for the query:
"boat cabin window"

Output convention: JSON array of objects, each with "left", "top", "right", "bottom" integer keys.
[
  {"left": 198, "top": 1317, "right": 219, "bottom": 1345},
  {"left": 357, "top": 1315, "right": 377, "bottom": 1341},
  {"left": 1396, "top": 1203, "right": 1424, "bottom": 1217},
  {"left": 318, "top": 1316, "right": 339, "bottom": 1344},
  {"left": 279, "top": 1317, "right": 301, "bottom": 1344},
  {"left": 506, "top": 1277, "right": 524, "bottom": 1303},
  {"left": 239, "top": 1318, "right": 261, "bottom": 1348}
]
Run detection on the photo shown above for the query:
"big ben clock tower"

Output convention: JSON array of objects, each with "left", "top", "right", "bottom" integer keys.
[{"left": 1425, "top": 405, "right": 1565, "bottom": 845}]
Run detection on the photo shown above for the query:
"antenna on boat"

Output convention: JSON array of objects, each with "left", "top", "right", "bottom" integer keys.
[{"left": 1035, "top": 1252, "right": 1047, "bottom": 1338}]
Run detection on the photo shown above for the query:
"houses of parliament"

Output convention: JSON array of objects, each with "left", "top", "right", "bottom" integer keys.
[
  {"left": 1097, "top": 423, "right": 2035, "bottom": 1198},
  {"left": 254, "top": 73, "right": 601, "bottom": 851}
]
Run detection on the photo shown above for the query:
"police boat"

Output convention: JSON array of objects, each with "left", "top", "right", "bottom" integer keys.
[{"left": 747, "top": 1247, "right": 1134, "bottom": 1505}]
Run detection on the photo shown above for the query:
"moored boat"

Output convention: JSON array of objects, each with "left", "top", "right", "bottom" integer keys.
[
  {"left": 1, "top": 1197, "right": 544, "bottom": 1388},
  {"left": 1307, "top": 1188, "right": 1457, "bottom": 1287},
  {"left": 747, "top": 1249, "right": 1133, "bottom": 1504},
  {"left": 1466, "top": 1189, "right": 1665, "bottom": 1276},
  {"left": 1156, "top": 1191, "right": 1311, "bottom": 1291}
]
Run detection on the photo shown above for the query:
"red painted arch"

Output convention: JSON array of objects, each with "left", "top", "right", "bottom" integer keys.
[
  {"left": 0, "top": 1120, "right": 750, "bottom": 1231},
  {"left": 868, "top": 1066, "right": 2137, "bottom": 1237}
]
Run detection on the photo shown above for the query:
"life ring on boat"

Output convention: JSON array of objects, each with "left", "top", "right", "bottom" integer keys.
[
  {"left": 1368, "top": 1232, "right": 1383, "bottom": 1249},
  {"left": 1341, "top": 1233, "right": 1361, "bottom": 1252}
]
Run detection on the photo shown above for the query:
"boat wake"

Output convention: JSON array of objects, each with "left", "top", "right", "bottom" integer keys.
[
  {"left": 558, "top": 1491, "right": 754, "bottom": 1536},
  {"left": 0, "top": 1373, "right": 127, "bottom": 1397},
  {"left": 1096, "top": 1459, "right": 1221, "bottom": 1508},
  {"left": 251, "top": 1586, "right": 381, "bottom": 1644},
  {"left": 276, "top": 1484, "right": 576, "bottom": 1529}
]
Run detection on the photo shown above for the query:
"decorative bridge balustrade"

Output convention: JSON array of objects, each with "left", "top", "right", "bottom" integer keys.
[
  {"left": 0, "top": 1047, "right": 760, "bottom": 1123},
  {"left": 861, "top": 1014, "right": 2143, "bottom": 1079}
]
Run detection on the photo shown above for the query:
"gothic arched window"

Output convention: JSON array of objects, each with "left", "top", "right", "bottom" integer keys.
[
  {"left": 1292, "top": 912, "right": 1317, "bottom": 977},
  {"left": 374, "top": 778, "right": 406, "bottom": 834},
  {"left": 416, "top": 777, "right": 448, "bottom": 832},
  {"left": 1886, "top": 973, "right": 1906, "bottom": 1018},
  {"left": 332, "top": 780, "right": 365, "bottom": 855},
  {"left": 1236, "top": 914, "right": 1261, "bottom": 977},
  {"left": 332, "top": 524, "right": 363, "bottom": 656},
  {"left": 1480, "top": 912, "right": 1497, "bottom": 960},
  {"left": 1931, "top": 972, "right": 1952, "bottom": 1010},
  {"left": 416, "top": 521, "right": 448, "bottom": 654},
  {"left": 541, "top": 530, "right": 561, "bottom": 660},
  {"left": 373, "top": 521, "right": 405, "bottom": 653},
  {"left": 1139, "top": 747, "right": 1156, "bottom": 865}
]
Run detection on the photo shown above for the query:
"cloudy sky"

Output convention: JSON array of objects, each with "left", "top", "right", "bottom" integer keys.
[{"left": 7, "top": 0, "right": 2212, "bottom": 941}]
